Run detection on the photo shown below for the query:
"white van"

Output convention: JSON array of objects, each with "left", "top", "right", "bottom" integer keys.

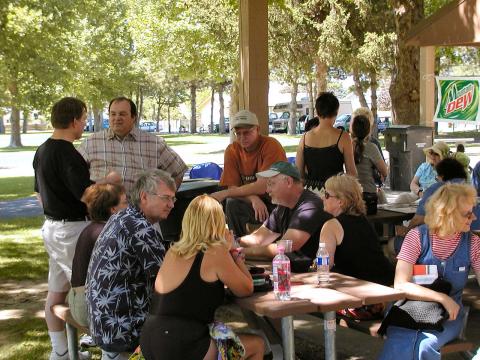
[{"left": 271, "top": 100, "right": 312, "bottom": 133}]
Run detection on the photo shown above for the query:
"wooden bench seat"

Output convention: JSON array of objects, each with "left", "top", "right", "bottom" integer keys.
[{"left": 51, "top": 304, "right": 90, "bottom": 360}]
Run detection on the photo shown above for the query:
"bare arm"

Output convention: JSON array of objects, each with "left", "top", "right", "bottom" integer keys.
[
  {"left": 241, "top": 225, "right": 279, "bottom": 248},
  {"left": 476, "top": 270, "right": 480, "bottom": 287},
  {"left": 296, "top": 135, "right": 306, "bottom": 178},
  {"left": 375, "top": 159, "right": 388, "bottom": 178},
  {"left": 410, "top": 176, "right": 423, "bottom": 195},
  {"left": 319, "top": 219, "right": 343, "bottom": 270},
  {"left": 216, "top": 246, "right": 254, "bottom": 297},
  {"left": 340, "top": 132, "right": 358, "bottom": 177},
  {"left": 394, "top": 260, "right": 460, "bottom": 320}
]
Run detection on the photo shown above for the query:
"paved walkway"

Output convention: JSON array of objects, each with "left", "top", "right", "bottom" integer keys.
[{"left": 0, "top": 196, "right": 43, "bottom": 219}]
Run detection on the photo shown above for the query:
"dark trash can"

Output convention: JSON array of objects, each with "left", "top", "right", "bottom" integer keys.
[{"left": 384, "top": 125, "right": 433, "bottom": 191}]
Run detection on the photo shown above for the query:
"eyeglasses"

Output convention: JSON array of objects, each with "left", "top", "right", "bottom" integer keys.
[
  {"left": 460, "top": 210, "right": 475, "bottom": 220},
  {"left": 233, "top": 127, "right": 256, "bottom": 137},
  {"left": 150, "top": 193, "right": 177, "bottom": 203},
  {"left": 320, "top": 188, "right": 337, "bottom": 199}
]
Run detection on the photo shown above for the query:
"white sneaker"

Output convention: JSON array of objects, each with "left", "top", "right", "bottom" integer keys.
[{"left": 49, "top": 350, "right": 91, "bottom": 360}]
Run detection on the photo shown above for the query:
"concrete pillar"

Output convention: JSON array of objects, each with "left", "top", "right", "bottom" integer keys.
[
  {"left": 239, "top": 0, "right": 269, "bottom": 135},
  {"left": 419, "top": 46, "right": 436, "bottom": 126}
]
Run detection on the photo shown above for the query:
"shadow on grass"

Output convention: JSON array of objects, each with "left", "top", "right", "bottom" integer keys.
[
  {"left": 0, "top": 317, "right": 51, "bottom": 360},
  {"left": 164, "top": 140, "right": 206, "bottom": 146},
  {"left": 0, "top": 217, "right": 47, "bottom": 281},
  {"left": 0, "top": 176, "right": 35, "bottom": 201}
]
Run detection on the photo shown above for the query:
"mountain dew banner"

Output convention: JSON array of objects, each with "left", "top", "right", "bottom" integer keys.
[{"left": 434, "top": 77, "right": 480, "bottom": 123}]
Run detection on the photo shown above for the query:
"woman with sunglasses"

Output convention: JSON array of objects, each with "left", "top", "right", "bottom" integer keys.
[
  {"left": 320, "top": 174, "right": 394, "bottom": 287},
  {"left": 410, "top": 141, "right": 450, "bottom": 198},
  {"left": 140, "top": 195, "right": 264, "bottom": 360},
  {"left": 379, "top": 183, "right": 480, "bottom": 360}
]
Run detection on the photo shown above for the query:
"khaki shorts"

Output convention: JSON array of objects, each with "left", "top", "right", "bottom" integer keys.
[
  {"left": 42, "top": 219, "right": 89, "bottom": 293},
  {"left": 67, "top": 286, "right": 88, "bottom": 327}
]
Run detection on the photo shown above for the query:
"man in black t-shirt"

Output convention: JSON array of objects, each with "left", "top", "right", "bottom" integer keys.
[
  {"left": 240, "top": 161, "right": 331, "bottom": 260},
  {"left": 33, "top": 97, "right": 119, "bottom": 360}
]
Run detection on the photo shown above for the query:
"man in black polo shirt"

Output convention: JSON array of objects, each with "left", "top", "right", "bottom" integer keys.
[{"left": 33, "top": 97, "right": 118, "bottom": 360}]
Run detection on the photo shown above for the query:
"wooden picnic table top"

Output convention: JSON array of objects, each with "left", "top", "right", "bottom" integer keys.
[{"left": 235, "top": 271, "right": 404, "bottom": 319}]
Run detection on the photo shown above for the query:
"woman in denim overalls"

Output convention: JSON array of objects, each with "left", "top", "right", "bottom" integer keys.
[{"left": 379, "top": 183, "right": 480, "bottom": 360}]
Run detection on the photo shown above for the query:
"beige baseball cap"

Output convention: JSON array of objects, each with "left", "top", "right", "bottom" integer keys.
[{"left": 231, "top": 110, "right": 259, "bottom": 128}]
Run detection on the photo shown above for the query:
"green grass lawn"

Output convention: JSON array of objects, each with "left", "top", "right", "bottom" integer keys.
[
  {"left": 0, "top": 176, "right": 35, "bottom": 201},
  {"left": 0, "top": 216, "right": 105, "bottom": 359}
]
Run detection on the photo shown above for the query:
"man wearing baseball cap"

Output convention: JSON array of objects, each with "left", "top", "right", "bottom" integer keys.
[
  {"left": 211, "top": 110, "right": 286, "bottom": 236},
  {"left": 238, "top": 161, "right": 331, "bottom": 260}
]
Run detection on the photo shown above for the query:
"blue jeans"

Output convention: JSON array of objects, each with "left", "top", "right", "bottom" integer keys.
[{"left": 378, "top": 309, "right": 465, "bottom": 360}]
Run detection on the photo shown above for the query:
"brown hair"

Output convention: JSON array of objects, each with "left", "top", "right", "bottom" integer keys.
[
  {"left": 51, "top": 97, "right": 87, "bottom": 129},
  {"left": 81, "top": 183, "right": 126, "bottom": 221}
]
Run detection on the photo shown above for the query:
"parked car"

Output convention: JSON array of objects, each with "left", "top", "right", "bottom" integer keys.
[
  {"left": 84, "top": 118, "right": 109, "bottom": 132},
  {"left": 272, "top": 111, "right": 289, "bottom": 133},
  {"left": 376, "top": 116, "right": 391, "bottom": 134},
  {"left": 268, "top": 113, "right": 278, "bottom": 133},
  {"left": 139, "top": 121, "right": 158, "bottom": 132},
  {"left": 334, "top": 114, "right": 351, "bottom": 131}
]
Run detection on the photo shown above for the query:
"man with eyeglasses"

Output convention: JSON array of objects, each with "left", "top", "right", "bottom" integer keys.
[
  {"left": 239, "top": 161, "right": 331, "bottom": 260},
  {"left": 78, "top": 97, "right": 187, "bottom": 192},
  {"left": 210, "top": 110, "right": 287, "bottom": 236},
  {"left": 86, "top": 169, "right": 175, "bottom": 360}
]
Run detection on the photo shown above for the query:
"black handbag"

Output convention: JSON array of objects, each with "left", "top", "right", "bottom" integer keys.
[{"left": 377, "top": 278, "right": 452, "bottom": 336}]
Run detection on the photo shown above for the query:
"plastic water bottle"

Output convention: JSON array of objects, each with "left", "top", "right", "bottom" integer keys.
[
  {"left": 272, "top": 246, "right": 291, "bottom": 301},
  {"left": 316, "top": 242, "right": 330, "bottom": 286}
]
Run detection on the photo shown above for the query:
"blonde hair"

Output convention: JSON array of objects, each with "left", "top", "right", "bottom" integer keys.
[
  {"left": 170, "top": 195, "right": 227, "bottom": 258},
  {"left": 352, "top": 107, "right": 374, "bottom": 128},
  {"left": 325, "top": 174, "right": 366, "bottom": 216},
  {"left": 424, "top": 183, "right": 477, "bottom": 237}
]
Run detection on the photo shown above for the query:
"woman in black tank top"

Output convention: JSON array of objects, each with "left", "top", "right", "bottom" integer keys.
[
  {"left": 295, "top": 92, "right": 357, "bottom": 190},
  {"left": 140, "top": 195, "right": 264, "bottom": 360},
  {"left": 318, "top": 174, "right": 394, "bottom": 286}
]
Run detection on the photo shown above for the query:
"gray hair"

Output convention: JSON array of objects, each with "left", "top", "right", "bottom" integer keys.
[{"left": 129, "top": 169, "right": 176, "bottom": 207}]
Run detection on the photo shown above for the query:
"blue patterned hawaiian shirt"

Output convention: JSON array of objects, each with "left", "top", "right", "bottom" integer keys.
[{"left": 86, "top": 205, "right": 166, "bottom": 352}]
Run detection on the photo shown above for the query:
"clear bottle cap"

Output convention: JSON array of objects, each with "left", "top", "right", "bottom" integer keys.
[
  {"left": 277, "top": 245, "right": 285, "bottom": 254},
  {"left": 319, "top": 242, "right": 326, "bottom": 248}
]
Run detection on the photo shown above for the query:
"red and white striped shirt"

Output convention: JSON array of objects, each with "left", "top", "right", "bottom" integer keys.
[{"left": 398, "top": 228, "right": 480, "bottom": 272}]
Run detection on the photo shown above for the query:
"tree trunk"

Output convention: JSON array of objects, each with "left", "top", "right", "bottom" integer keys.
[
  {"left": 390, "top": 0, "right": 423, "bottom": 125},
  {"left": 210, "top": 86, "right": 215, "bottom": 133},
  {"left": 138, "top": 86, "right": 144, "bottom": 123},
  {"left": 93, "top": 107, "right": 102, "bottom": 132},
  {"left": 8, "top": 81, "right": 22, "bottom": 147},
  {"left": 22, "top": 110, "right": 28, "bottom": 134},
  {"left": 190, "top": 82, "right": 197, "bottom": 134},
  {"left": 156, "top": 97, "right": 162, "bottom": 132},
  {"left": 370, "top": 70, "right": 379, "bottom": 139},
  {"left": 167, "top": 107, "right": 171, "bottom": 134},
  {"left": 288, "top": 81, "right": 298, "bottom": 135},
  {"left": 0, "top": 117, "right": 5, "bottom": 134},
  {"left": 9, "top": 106, "right": 22, "bottom": 147},
  {"left": 314, "top": 57, "right": 328, "bottom": 95},
  {"left": 307, "top": 80, "right": 315, "bottom": 118},
  {"left": 219, "top": 83, "right": 225, "bottom": 134},
  {"left": 353, "top": 67, "right": 368, "bottom": 108}
]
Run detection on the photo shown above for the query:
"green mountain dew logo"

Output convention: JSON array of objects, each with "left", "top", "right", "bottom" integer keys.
[{"left": 437, "top": 79, "right": 479, "bottom": 122}]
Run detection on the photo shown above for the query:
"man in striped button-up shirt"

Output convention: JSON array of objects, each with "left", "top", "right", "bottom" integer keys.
[{"left": 78, "top": 97, "right": 187, "bottom": 192}]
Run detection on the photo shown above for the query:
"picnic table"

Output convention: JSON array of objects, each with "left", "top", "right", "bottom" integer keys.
[{"left": 235, "top": 271, "right": 404, "bottom": 360}]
